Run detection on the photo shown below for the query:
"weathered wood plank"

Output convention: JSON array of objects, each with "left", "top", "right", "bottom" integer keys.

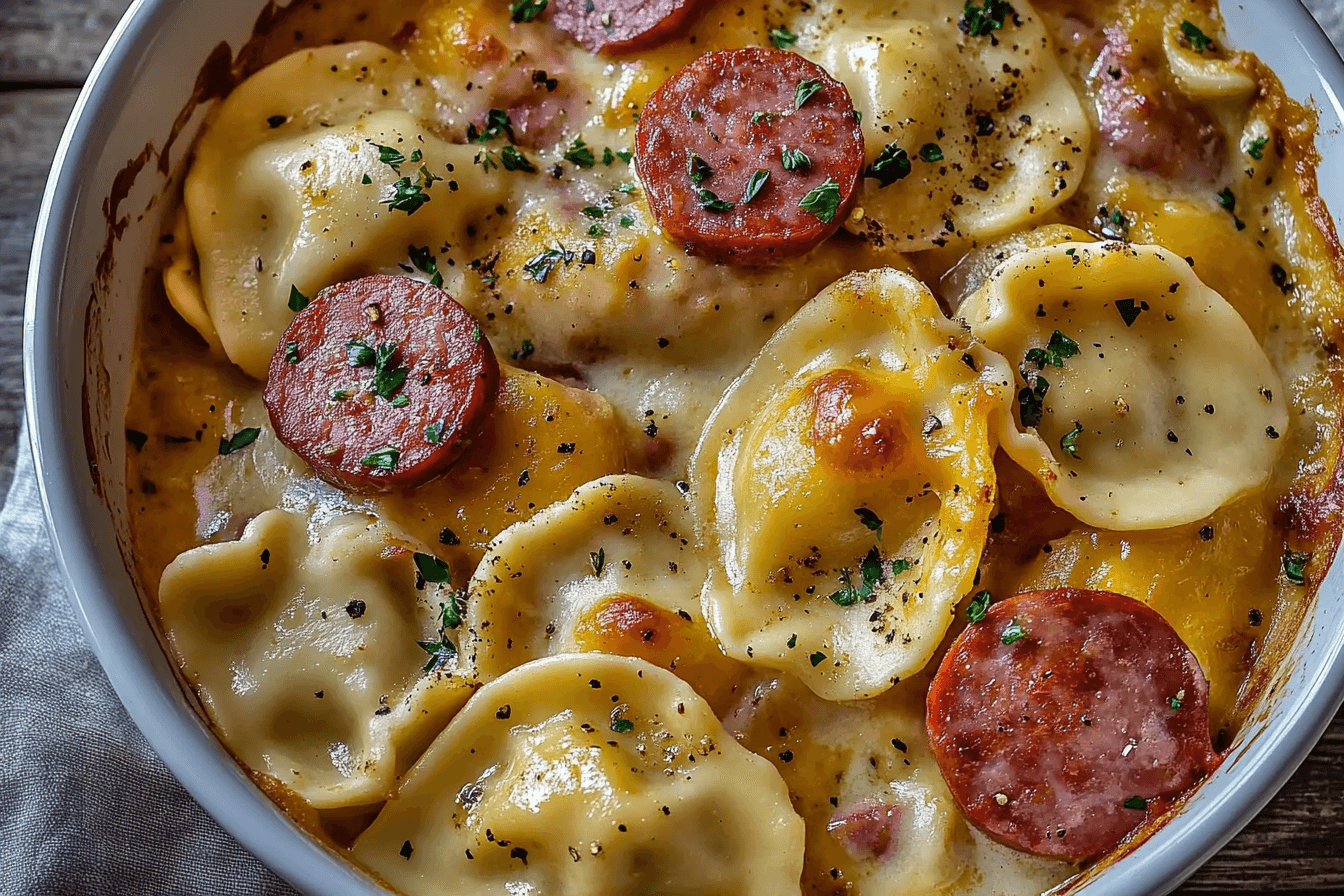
[
  {"left": 0, "top": 88, "right": 77, "bottom": 497},
  {"left": 4, "top": 0, "right": 1344, "bottom": 889},
  {"left": 0, "top": 0, "right": 131, "bottom": 84},
  {"left": 1182, "top": 710, "right": 1344, "bottom": 891}
]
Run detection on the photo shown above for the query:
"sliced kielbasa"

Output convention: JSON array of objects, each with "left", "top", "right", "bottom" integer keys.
[
  {"left": 635, "top": 48, "right": 865, "bottom": 265},
  {"left": 1094, "top": 26, "right": 1224, "bottom": 182},
  {"left": 926, "top": 588, "right": 1217, "bottom": 862},
  {"left": 264, "top": 275, "right": 499, "bottom": 493},
  {"left": 548, "top": 0, "right": 702, "bottom": 55}
]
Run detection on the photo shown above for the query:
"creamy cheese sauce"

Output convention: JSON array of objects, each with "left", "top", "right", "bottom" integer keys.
[{"left": 124, "top": 0, "right": 1344, "bottom": 893}]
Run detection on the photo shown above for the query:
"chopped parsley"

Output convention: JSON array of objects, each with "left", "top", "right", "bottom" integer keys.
[
  {"left": 524, "top": 247, "right": 574, "bottom": 283},
  {"left": 809, "top": 651, "right": 827, "bottom": 667},
  {"left": 959, "top": 0, "right": 1014, "bottom": 37},
  {"left": 1115, "top": 298, "right": 1148, "bottom": 327},
  {"left": 610, "top": 717, "right": 634, "bottom": 734},
  {"left": 590, "top": 548, "right": 606, "bottom": 576},
  {"left": 499, "top": 145, "right": 537, "bottom": 173},
  {"left": 798, "top": 178, "right": 841, "bottom": 223},
  {"left": 1283, "top": 550, "right": 1310, "bottom": 585},
  {"left": 414, "top": 551, "right": 452, "bottom": 584},
  {"left": 417, "top": 637, "right": 457, "bottom": 673},
  {"left": 288, "top": 285, "right": 310, "bottom": 313},
  {"left": 1247, "top": 136, "right": 1269, "bottom": 160},
  {"left": 588, "top": 223, "right": 608, "bottom": 237},
  {"left": 686, "top": 151, "right": 713, "bottom": 184},
  {"left": 564, "top": 136, "right": 596, "bottom": 168},
  {"left": 769, "top": 26, "right": 798, "bottom": 49},
  {"left": 582, "top": 206, "right": 606, "bottom": 219},
  {"left": 619, "top": 214, "right": 634, "bottom": 228},
  {"left": 891, "top": 559, "right": 911, "bottom": 575},
  {"left": 1179, "top": 20, "right": 1214, "bottom": 53},
  {"left": 1001, "top": 618, "right": 1026, "bottom": 645},
  {"left": 1169, "top": 694, "right": 1184, "bottom": 711},
  {"left": 361, "top": 173, "right": 372, "bottom": 185},
  {"left": 509, "top": 0, "right": 548, "bottom": 22},
  {"left": 866, "top": 144, "right": 912, "bottom": 187},
  {"left": 1018, "top": 373, "right": 1049, "bottom": 427},
  {"left": 749, "top": 111, "right": 777, "bottom": 126},
  {"left": 781, "top": 147, "right": 812, "bottom": 172},
  {"left": 1097, "top": 205, "right": 1131, "bottom": 241},
  {"left": 854, "top": 507, "right": 883, "bottom": 539},
  {"left": 360, "top": 446, "right": 401, "bottom": 470},
  {"left": 787, "top": 634, "right": 797, "bottom": 649},
  {"left": 383, "top": 166, "right": 441, "bottom": 215},
  {"left": 1060, "top": 421, "right": 1083, "bottom": 458},
  {"left": 1024, "top": 330, "right": 1080, "bottom": 369},
  {"left": 794, "top": 79, "right": 824, "bottom": 109},
  {"left": 967, "top": 590, "right": 992, "bottom": 623},
  {"left": 741, "top": 169, "right": 770, "bottom": 205},
  {"left": 511, "top": 339, "right": 536, "bottom": 361},
  {"left": 424, "top": 420, "right": 445, "bottom": 445},
  {"left": 919, "top": 143, "right": 944, "bottom": 163},
  {"left": 1123, "top": 796, "right": 1148, "bottom": 811},
  {"left": 696, "top": 188, "right": 735, "bottom": 213},
  {"left": 283, "top": 342, "right": 301, "bottom": 364},
  {"left": 218, "top": 427, "right": 261, "bottom": 456},
  {"left": 1217, "top": 187, "right": 1236, "bottom": 212},
  {"left": 408, "top": 244, "right": 444, "bottom": 288},
  {"left": 829, "top": 546, "right": 885, "bottom": 607},
  {"left": 391, "top": 395, "right": 411, "bottom": 408},
  {"left": 347, "top": 339, "right": 376, "bottom": 367},
  {"left": 372, "top": 142, "right": 406, "bottom": 169}
]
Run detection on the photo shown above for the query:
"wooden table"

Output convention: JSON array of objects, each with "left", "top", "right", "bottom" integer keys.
[{"left": 2, "top": 0, "right": 1342, "bottom": 890}]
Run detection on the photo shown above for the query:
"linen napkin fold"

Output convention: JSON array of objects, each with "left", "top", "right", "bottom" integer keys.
[
  {"left": 0, "top": 431, "right": 296, "bottom": 896},
  {"left": 4, "top": 2, "right": 1344, "bottom": 893}
]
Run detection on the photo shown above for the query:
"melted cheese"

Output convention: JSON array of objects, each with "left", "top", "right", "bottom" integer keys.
[
  {"left": 960, "top": 239, "right": 1288, "bottom": 529},
  {"left": 159, "top": 509, "right": 476, "bottom": 809},
  {"left": 462, "top": 475, "right": 748, "bottom": 712},
  {"left": 349, "top": 654, "right": 805, "bottom": 896},
  {"left": 183, "top": 43, "right": 510, "bottom": 379},
  {"left": 723, "top": 674, "right": 1075, "bottom": 896},
  {"left": 800, "top": 0, "right": 1091, "bottom": 250},
  {"left": 692, "top": 269, "right": 1012, "bottom": 700}
]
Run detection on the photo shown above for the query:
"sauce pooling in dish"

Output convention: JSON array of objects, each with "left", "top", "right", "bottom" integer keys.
[{"left": 125, "top": 0, "right": 1344, "bottom": 893}]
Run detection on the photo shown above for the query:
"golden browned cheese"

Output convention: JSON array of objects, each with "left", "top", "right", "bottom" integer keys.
[{"left": 125, "top": 0, "right": 1344, "bottom": 888}]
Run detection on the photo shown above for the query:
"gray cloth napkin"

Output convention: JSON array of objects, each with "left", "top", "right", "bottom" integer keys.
[
  {"left": 0, "top": 430, "right": 295, "bottom": 895},
  {"left": 4, "top": 3, "right": 1344, "bottom": 894}
]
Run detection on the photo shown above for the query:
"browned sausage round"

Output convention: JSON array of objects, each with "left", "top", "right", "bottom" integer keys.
[
  {"left": 263, "top": 275, "right": 499, "bottom": 493},
  {"left": 635, "top": 48, "right": 864, "bottom": 265},
  {"left": 548, "top": 0, "right": 702, "bottom": 55},
  {"left": 926, "top": 588, "right": 1217, "bottom": 862}
]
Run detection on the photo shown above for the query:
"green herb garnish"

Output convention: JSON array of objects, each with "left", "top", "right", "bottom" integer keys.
[
  {"left": 1180, "top": 20, "right": 1214, "bottom": 53},
  {"left": 697, "top": 188, "right": 735, "bottom": 213},
  {"left": 866, "top": 144, "right": 912, "bottom": 187},
  {"left": 960, "top": 0, "right": 1014, "bottom": 37},
  {"left": 509, "top": 0, "right": 548, "bottom": 22},
  {"left": 360, "top": 446, "right": 401, "bottom": 470},
  {"left": 610, "top": 718, "right": 634, "bottom": 733},
  {"left": 741, "top": 169, "right": 769, "bottom": 205},
  {"left": 1115, "top": 298, "right": 1148, "bottom": 327},
  {"left": 590, "top": 547, "right": 606, "bottom": 576},
  {"left": 564, "top": 136, "right": 596, "bottom": 168},
  {"left": 798, "top": 178, "right": 841, "bottom": 223},
  {"left": 1001, "top": 618, "right": 1026, "bottom": 645},
  {"left": 1060, "top": 421, "right": 1083, "bottom": 458},
  {"left": 919, "top": 143, "right": 944, "bottom": 162},
  {"left": 409, "top": 244, "right": 444, "bottom": 288},
  {"left": 769, "top": 25, "right": 798, "bottom": 49},
  {"left": 1284, "top": 550, "right": 1310, "bottom": 585},
  {"left": 218, "top": 427, "right": 261, "bottom": 456},
  {"left": 499, "top": 145, "right": 537, "bottom": 173},
  {"left": 288, "top": 285, "right": 310, "bottom": 313},
  {"left": 781, "top": 147, "right": 812, "bottom": 172},
  {"left": 1024, "top": 330, "right": 1080, "bottom": 369},
  {"left": 794, "top": 79, "right": 824, "bottom": 109},
  {"left": 854, "top": 507, "right": 883, "bottom": 539},
  {"left": 967, "top": 590, "right": 992, "bottom": 623}
]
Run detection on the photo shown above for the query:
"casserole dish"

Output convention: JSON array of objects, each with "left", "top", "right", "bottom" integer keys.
[{"left": 24, "top": 0, "right": 1344, "bottom": 893}]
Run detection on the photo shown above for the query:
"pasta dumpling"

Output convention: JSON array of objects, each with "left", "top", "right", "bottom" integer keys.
[
  {"left": 350, "top": 653, "right": 805, "bottom": 896},
  {"left": 691, "top": 268, "right": 1013, "bottom": 701},
  {"left": 462, "top": 475, "right": 747, "bottom": 712},
  {"left": 802, "top": 0, "right": 1090, "bottom": 250},
  {"left": 723, "top": 675, "right": 1075, "bottom": 896},
  {"left": 158, "top": 509, "right": 476, "bottom": 810},
  {"left": 182, "top": 42, "right": 509, "bottom": 378},
  {"left": 959, "top": 239, "right": 1288, "bottom": 530}
]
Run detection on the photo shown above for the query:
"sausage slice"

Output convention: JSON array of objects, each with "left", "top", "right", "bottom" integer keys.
[
  {"left": 548, "top": 0, "right": 702, "bottom": 55},
  {"left": 264, "top": 275, "right": 499, "bottom": 493},
  {"left": 926, "top": 588, "right": 1217, "bottom": 862},
  {"left": 635, "top": 48, "right": 864, "bottom": 264}
]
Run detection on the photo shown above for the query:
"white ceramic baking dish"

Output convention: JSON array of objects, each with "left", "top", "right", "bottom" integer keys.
[{"left": 23, "top": 1, "right": 1344, "bottom": 893}]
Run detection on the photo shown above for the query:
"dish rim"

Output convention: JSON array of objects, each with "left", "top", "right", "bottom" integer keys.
[{"left": 22, "top": 1, "right": 1344, "bottom": 894}]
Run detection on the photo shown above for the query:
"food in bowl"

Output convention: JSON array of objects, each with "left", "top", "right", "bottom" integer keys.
[{"left": 119, "top": 0, "right": 1344, "bottom": 891}]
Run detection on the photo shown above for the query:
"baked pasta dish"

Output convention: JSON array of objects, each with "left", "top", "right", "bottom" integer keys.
[{"left": 124, "top": 0, "right": 1344, "bottom": 891}]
